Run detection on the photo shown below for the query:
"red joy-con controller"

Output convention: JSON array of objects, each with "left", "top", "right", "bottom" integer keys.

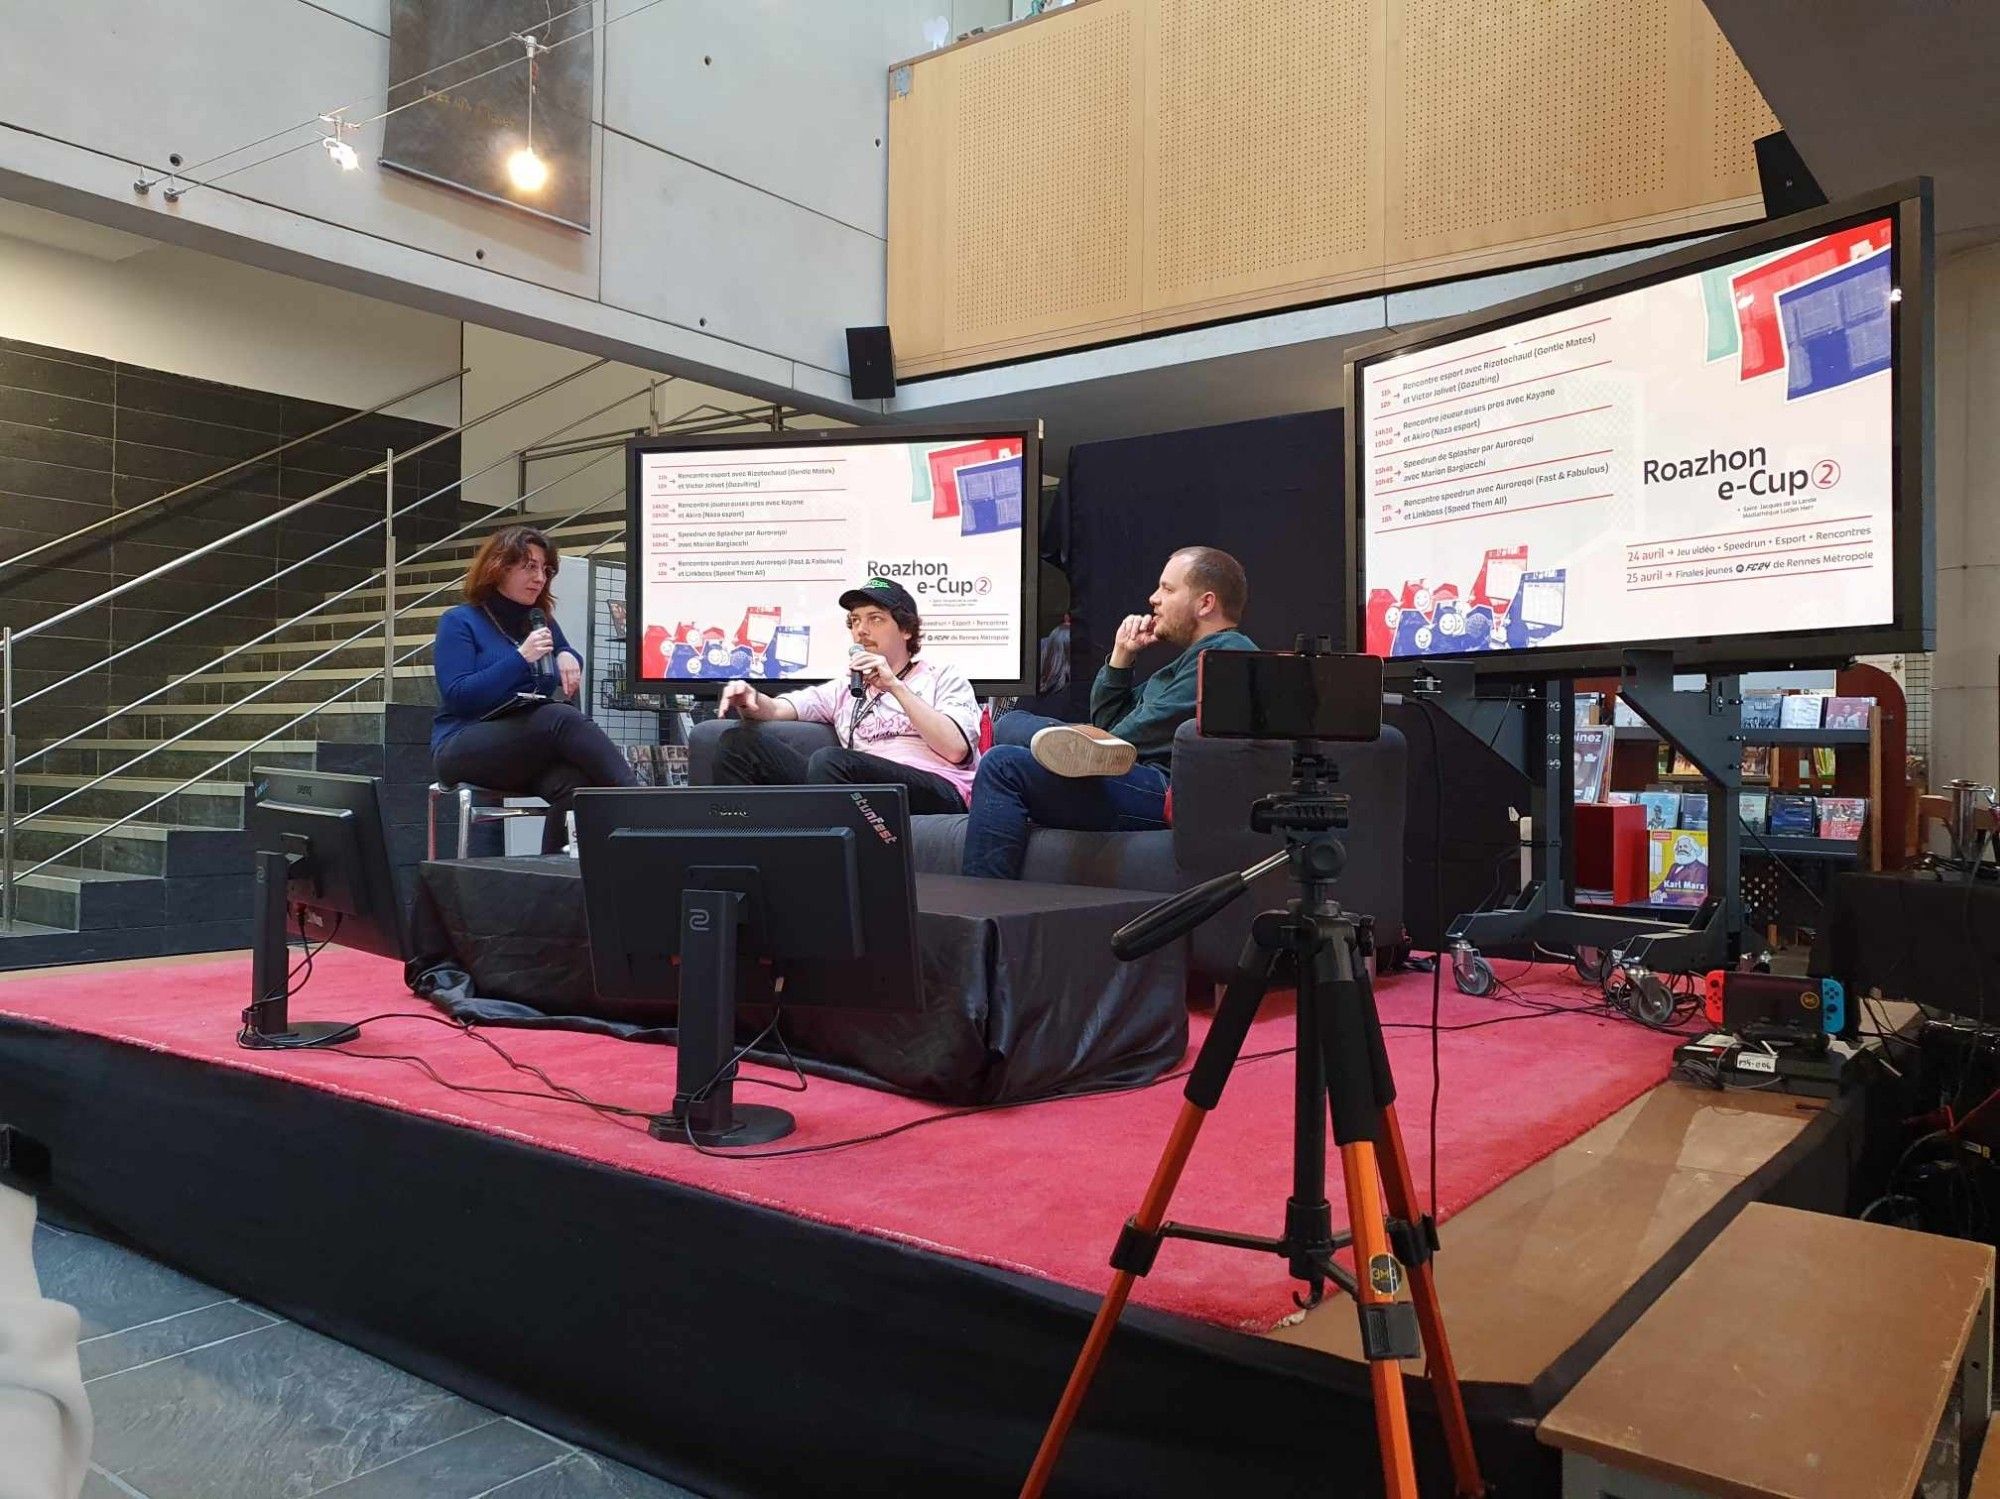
[{"left": 1703, "top": 970, "right": 1727, "bottom": 1027}]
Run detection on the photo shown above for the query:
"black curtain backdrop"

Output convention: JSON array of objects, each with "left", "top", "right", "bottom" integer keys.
[{"left": 1029, "top": 410, "right": 1345, "bottom": 719}]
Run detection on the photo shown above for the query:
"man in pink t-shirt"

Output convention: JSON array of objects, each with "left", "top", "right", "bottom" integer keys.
[{"left": 713, "top": 578, "right": 981, "bottom": 811}]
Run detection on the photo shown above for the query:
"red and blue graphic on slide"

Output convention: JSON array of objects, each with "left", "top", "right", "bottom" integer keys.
[
  {"left": 1721, "top": 219, "right": 1894, "bottom": 399},
  {"left": 1366, "top": 547, "right": 1568, "bottom": 657}
]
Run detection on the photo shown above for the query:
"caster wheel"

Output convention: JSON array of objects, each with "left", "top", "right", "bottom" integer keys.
[
  {"left": 1630, "top": 972, "right": 1677, "bottom": 1026},
  {"left": 1454, "top": 952, "right": 1497, "bottom": 998},
  {"left": 1573, "top": 945, "right": 1611, "bottom": 985}
]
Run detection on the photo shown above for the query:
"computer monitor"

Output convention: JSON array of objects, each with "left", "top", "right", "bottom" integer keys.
[
  {"left": 573, "top": 785, "right": 924, "bottom": 1146},
  {"left": 242, "top": 769, "right": 405, "bottom": 1049}
]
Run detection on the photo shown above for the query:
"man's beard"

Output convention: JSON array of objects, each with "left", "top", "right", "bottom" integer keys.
[{"left": 1152, "top": 609, "right": 1191, "bottom": 647}]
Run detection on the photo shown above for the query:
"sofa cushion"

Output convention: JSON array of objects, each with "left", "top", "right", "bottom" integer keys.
[{"left": 913, "top": 814, "right": 1179, "bottom": 893}]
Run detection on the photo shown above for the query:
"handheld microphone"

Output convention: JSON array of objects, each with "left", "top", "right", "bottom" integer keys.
[
  {"left": 848, "top": 642, "right": 867, "bottom": 699},
  {"left": 527, "top": 607, "right": 552, "bottom": 689}
]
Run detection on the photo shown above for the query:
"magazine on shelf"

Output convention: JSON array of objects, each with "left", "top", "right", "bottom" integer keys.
[
  {"left": 1607, "top": 791, "right": 1639, "bottom": 806},
  {"left": 1573, "top": 726, "right": 1612, "bottom": 803},
  {"left": 1678, "top": 792, "right": 1710, "bottom": 830},
  {"left": 1823, "top": 697, "right": 1875, "bottom": 730},
  {"left": 1740, "top": 744, "right": 1773, "bottom": 782},
  {"left": 1613, "top": 699, "right": 1645, "bottom": 729}
]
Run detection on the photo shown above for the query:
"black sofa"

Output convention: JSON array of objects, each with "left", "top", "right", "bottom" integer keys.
[{"left": 688, "top": 716, "right": 1408, "bottom": 987}]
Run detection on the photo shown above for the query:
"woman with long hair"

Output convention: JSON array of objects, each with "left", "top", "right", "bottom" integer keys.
[{"left": 431, "top": 524, "right": 635, "bottom": 852}]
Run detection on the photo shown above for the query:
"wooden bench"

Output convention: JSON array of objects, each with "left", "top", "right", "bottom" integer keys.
[{"left": 1540, "top": 1202, "right": 1993, "bottom": 1498}]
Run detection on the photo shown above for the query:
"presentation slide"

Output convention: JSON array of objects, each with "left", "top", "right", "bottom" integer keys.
[
  {"left": 1359, "top": 217, "right": 1897, "bottom": 661},
  {"left": 632, "top": 434, "right": 1028, "bottom": 683}
]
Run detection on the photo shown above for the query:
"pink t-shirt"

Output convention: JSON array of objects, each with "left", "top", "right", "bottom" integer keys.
[{"left": 780, "top": 658, "right": 982, "bottom": 804}]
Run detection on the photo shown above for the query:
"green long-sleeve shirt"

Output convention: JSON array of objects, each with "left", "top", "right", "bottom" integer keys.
[{"left": 1090, "top": 628, "right": 1258, "bottom": 769}]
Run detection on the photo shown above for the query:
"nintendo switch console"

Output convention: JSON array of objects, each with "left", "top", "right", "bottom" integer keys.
[{"left": 1701, "top": 970, "right": 1847, "bottom": 1037}]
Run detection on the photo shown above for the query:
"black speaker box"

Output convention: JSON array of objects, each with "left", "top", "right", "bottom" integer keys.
[
  {"left": 846, "top": 325, "right": 896, "bottom": 400},
  {"left": 1754, "top": 130, "right": 1828, "bottom": 219}
]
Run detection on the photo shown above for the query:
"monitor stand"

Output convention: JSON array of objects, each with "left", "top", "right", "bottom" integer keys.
[
  {"left": 648, "top": 887, "right": 795, "bottom": 1147},
  {"left": 239, "top": 849, "right": 359, "bottom": 1050}
]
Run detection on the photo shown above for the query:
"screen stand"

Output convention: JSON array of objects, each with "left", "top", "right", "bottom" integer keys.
[
  {"left": 650, "top": 887, "right": 795, "bottom": 1147},
  {"left": 1428, "top": 652, "right": 1744, "bottom": 988},
  {"left": 240, "top": 848, "right": 360, "bottom": 1050}
]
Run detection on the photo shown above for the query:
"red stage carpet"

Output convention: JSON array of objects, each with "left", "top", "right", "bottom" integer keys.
[{"left": 0, "top": 952, "right": 1677, "bottom": 1332}]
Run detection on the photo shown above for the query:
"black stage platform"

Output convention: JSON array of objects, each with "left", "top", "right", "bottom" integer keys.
[{"left": 0, "top": 1008, "right": 1864, "bottom": 1498}]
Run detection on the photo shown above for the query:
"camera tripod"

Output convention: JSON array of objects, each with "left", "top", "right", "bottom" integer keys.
[{"left": 1021, "top": 766, "right": 1485, "bottom": 1499}]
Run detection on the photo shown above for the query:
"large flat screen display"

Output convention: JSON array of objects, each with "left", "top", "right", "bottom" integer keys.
[
  {"left": 1348, "top": 184, "right": 1931, "bottom": 675},
  {"left": 625, "top": 424, "right": 1040, "bottom": 693}
]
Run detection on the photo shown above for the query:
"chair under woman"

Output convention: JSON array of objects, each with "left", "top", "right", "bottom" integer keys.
[{"left": 430, "top": 524, "right": 636, "bottom": 852}]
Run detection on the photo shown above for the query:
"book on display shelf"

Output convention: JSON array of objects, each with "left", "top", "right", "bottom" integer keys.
[
  {"left": 1740, "top": 693, "right": 1785, "bottom": 730},
  {"left": 1648, "top": 829, "right": 1710, "bottom": 907},
  {"left": 1780, "top": 692, "right": 1829, "bottom": 729},
  {"left": 1819, "top": 797, "right": 1868, "bottom": 840},
  {"left": 1739, "top": 791, "right": 1769, "bottom": 833},
  {"left": 1823, "top": 696, "right": 1875, "bottom": 730},
  {"left": 1740, "top": 744, "right": 1773, "bottom": 782},
  {"left": 1573, "top": 726, "right": 1612, "bottom": 803},
  {"left": 1613, "top": 699, "right": 1645, "bottom": 729},
  {"left": 1636, "top": 791, "right": 1680, "bottom": 831},
  {"left": 1679, "top": 793, "right": 1710, "bottom": 830},
  {"left": 1769, "top": 794, "right": 1819, "bottom": 837}
]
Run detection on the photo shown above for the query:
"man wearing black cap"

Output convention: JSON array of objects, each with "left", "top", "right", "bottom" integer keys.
[{"left": 712, "top": 578, "right": 981, "bottom": 812}]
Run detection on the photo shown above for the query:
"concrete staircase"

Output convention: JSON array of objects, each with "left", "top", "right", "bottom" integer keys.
[{"left": 0, "top": 513, "right": 625, "bottom": 971}]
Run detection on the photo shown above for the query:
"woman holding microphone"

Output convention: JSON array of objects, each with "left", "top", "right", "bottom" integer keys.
[{"left": 430, "top": 524, "right": 635, "bottom": 853}]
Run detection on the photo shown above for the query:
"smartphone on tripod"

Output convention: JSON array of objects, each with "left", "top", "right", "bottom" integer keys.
[{"left": 1196, "top": 647, "right": 1383, "bottom": 742}]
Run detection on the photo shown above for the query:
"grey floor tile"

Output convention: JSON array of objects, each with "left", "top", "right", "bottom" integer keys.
[
  {"left": 81, "top": 1469, "right": 143, "bottom": 1499},
  {"left": 315, "top": 1418, "right": 568, "bottom": 1498},
  {"left": 80, "top": 1299, "right": 278, "bottom": 1382},
  {"left": 30, "top": 1225, "right": 226, "bottom": 1338},
  {"left": 89, "top": 1320, "right": 493, "bottom": 1498},
  {"left": 481, "top": 1452, "right": 703, "bottom": 1499}
]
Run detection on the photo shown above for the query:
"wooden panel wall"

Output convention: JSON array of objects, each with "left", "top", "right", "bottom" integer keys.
[{"left": 887, "top": 0, "right": 1780, "bottom": 378}]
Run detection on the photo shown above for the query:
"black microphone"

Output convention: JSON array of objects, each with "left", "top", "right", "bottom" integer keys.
[
  {"left": 848, "top": 642, "right": 866, "bottom": 699},
  {"left": 527, "top": 607, "right": 552, "bottom": 690}
]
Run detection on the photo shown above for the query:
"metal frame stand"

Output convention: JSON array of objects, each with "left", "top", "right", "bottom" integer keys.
[{"left": 1432, "top": 650, "right": 1746, "bottom": 990}]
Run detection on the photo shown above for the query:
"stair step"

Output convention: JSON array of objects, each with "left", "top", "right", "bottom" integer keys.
[
  {"left": 151, "top": 663, "right": 432, "bottom": 706},
  {"left": 107, "top": 701, "right": 392, "bottom": 744},
  {"left": 15, "top": 772, "right": 251, "bottom": 827},
  {"left": 12, "top": 863, "right": 164, "bottom": 931},
  {"left": 10, "top": 816, "right": 252, "bottom": 877},
  {"left": 28, "top": 740, "right": 320, "bottom": 778}
]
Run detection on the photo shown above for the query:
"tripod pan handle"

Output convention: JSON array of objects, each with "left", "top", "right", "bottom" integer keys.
[{"left": 1112, "top": 870, "right": 1252, "bottom": 961}]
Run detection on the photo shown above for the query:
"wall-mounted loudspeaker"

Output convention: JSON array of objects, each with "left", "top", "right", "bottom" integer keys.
[
  {"left": 846, "top": 326, "right": 896, "bottom": 401},
  {"left": 1754, "top": 131, "right": 1828, "bottom": 219}
]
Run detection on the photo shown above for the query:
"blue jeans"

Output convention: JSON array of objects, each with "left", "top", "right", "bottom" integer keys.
[{"left": 960, "top": 713, "right": 1170, "bottom": 880}]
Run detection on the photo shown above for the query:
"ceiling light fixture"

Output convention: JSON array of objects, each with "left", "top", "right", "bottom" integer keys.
[{"left": 505, "top": 32, "right": 549, "bottom": 194}]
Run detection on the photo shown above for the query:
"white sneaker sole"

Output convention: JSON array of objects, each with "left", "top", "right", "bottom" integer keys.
[{"left": 1030, "top": 725, "right": 1139, "bottom": 779}]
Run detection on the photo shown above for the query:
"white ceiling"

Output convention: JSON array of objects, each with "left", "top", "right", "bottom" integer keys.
[
  {"left": 1706, "top": 0, "right": 2000, "bottom": 254},
  {"left": 0, "top": 197, "right": 155, "bottom": 261}
]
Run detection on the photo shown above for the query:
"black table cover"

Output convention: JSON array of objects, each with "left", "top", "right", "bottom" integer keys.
[{"left": 406, "top": 857, "right": 1189, "bottom": 1104}]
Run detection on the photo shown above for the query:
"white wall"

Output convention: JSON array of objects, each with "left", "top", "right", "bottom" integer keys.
[
  {"left": 0, "top": 202, "right": 460, "bottom": 424},
  {"left": 1930, "top": 241, "right": 2000, "bottom": 789},
  {"left": 0, "top": 1, "right": 986, "bottom": 416},
  {"left": 457, "top": 325, "right": 848, "bottom": 521}
]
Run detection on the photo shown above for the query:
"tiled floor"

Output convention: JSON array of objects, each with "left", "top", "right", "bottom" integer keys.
[{"left": 31, "top": 1212, "right": 701, "bottom": 1499}]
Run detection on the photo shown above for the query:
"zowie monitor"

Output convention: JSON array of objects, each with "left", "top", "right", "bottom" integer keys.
[
  {"left": 573, "top": 786, "right": 923, "bottom": 1146},
  {"left": 626, "top": 423, "right": 1041, "bottom": 695},
  {"left": 1346, "top": 180, "right": 1933, "bottom": 676},
  {"left": 242, "top": 769, "right": 406, "bottom": 1049}
]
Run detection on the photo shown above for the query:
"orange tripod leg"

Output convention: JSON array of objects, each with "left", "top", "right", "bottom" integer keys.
[
  {"left": 1378, "top": 1103, "right": 1485, "bottom": 1497},
  {"left": 1339, "top": 1139, "right": 1421, "bottom": 1499},
  {"left": 1019, "top": 1099, "right": 1209, "bottom": 1499}
]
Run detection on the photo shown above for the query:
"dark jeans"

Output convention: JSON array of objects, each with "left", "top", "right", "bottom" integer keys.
[
  {"left": 711, "top": 723, "right": 965, "bottom": 815},
  {"left": 435, "top": 702, "right": 637, "bottom": 853},
  {"left": 961, "top": 712, "right": 1170, "bottom": 880}
]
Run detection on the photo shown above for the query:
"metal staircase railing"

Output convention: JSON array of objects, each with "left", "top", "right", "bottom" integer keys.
[{"left": 0, "top": 377, "right": 798, "bottom": 931}]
